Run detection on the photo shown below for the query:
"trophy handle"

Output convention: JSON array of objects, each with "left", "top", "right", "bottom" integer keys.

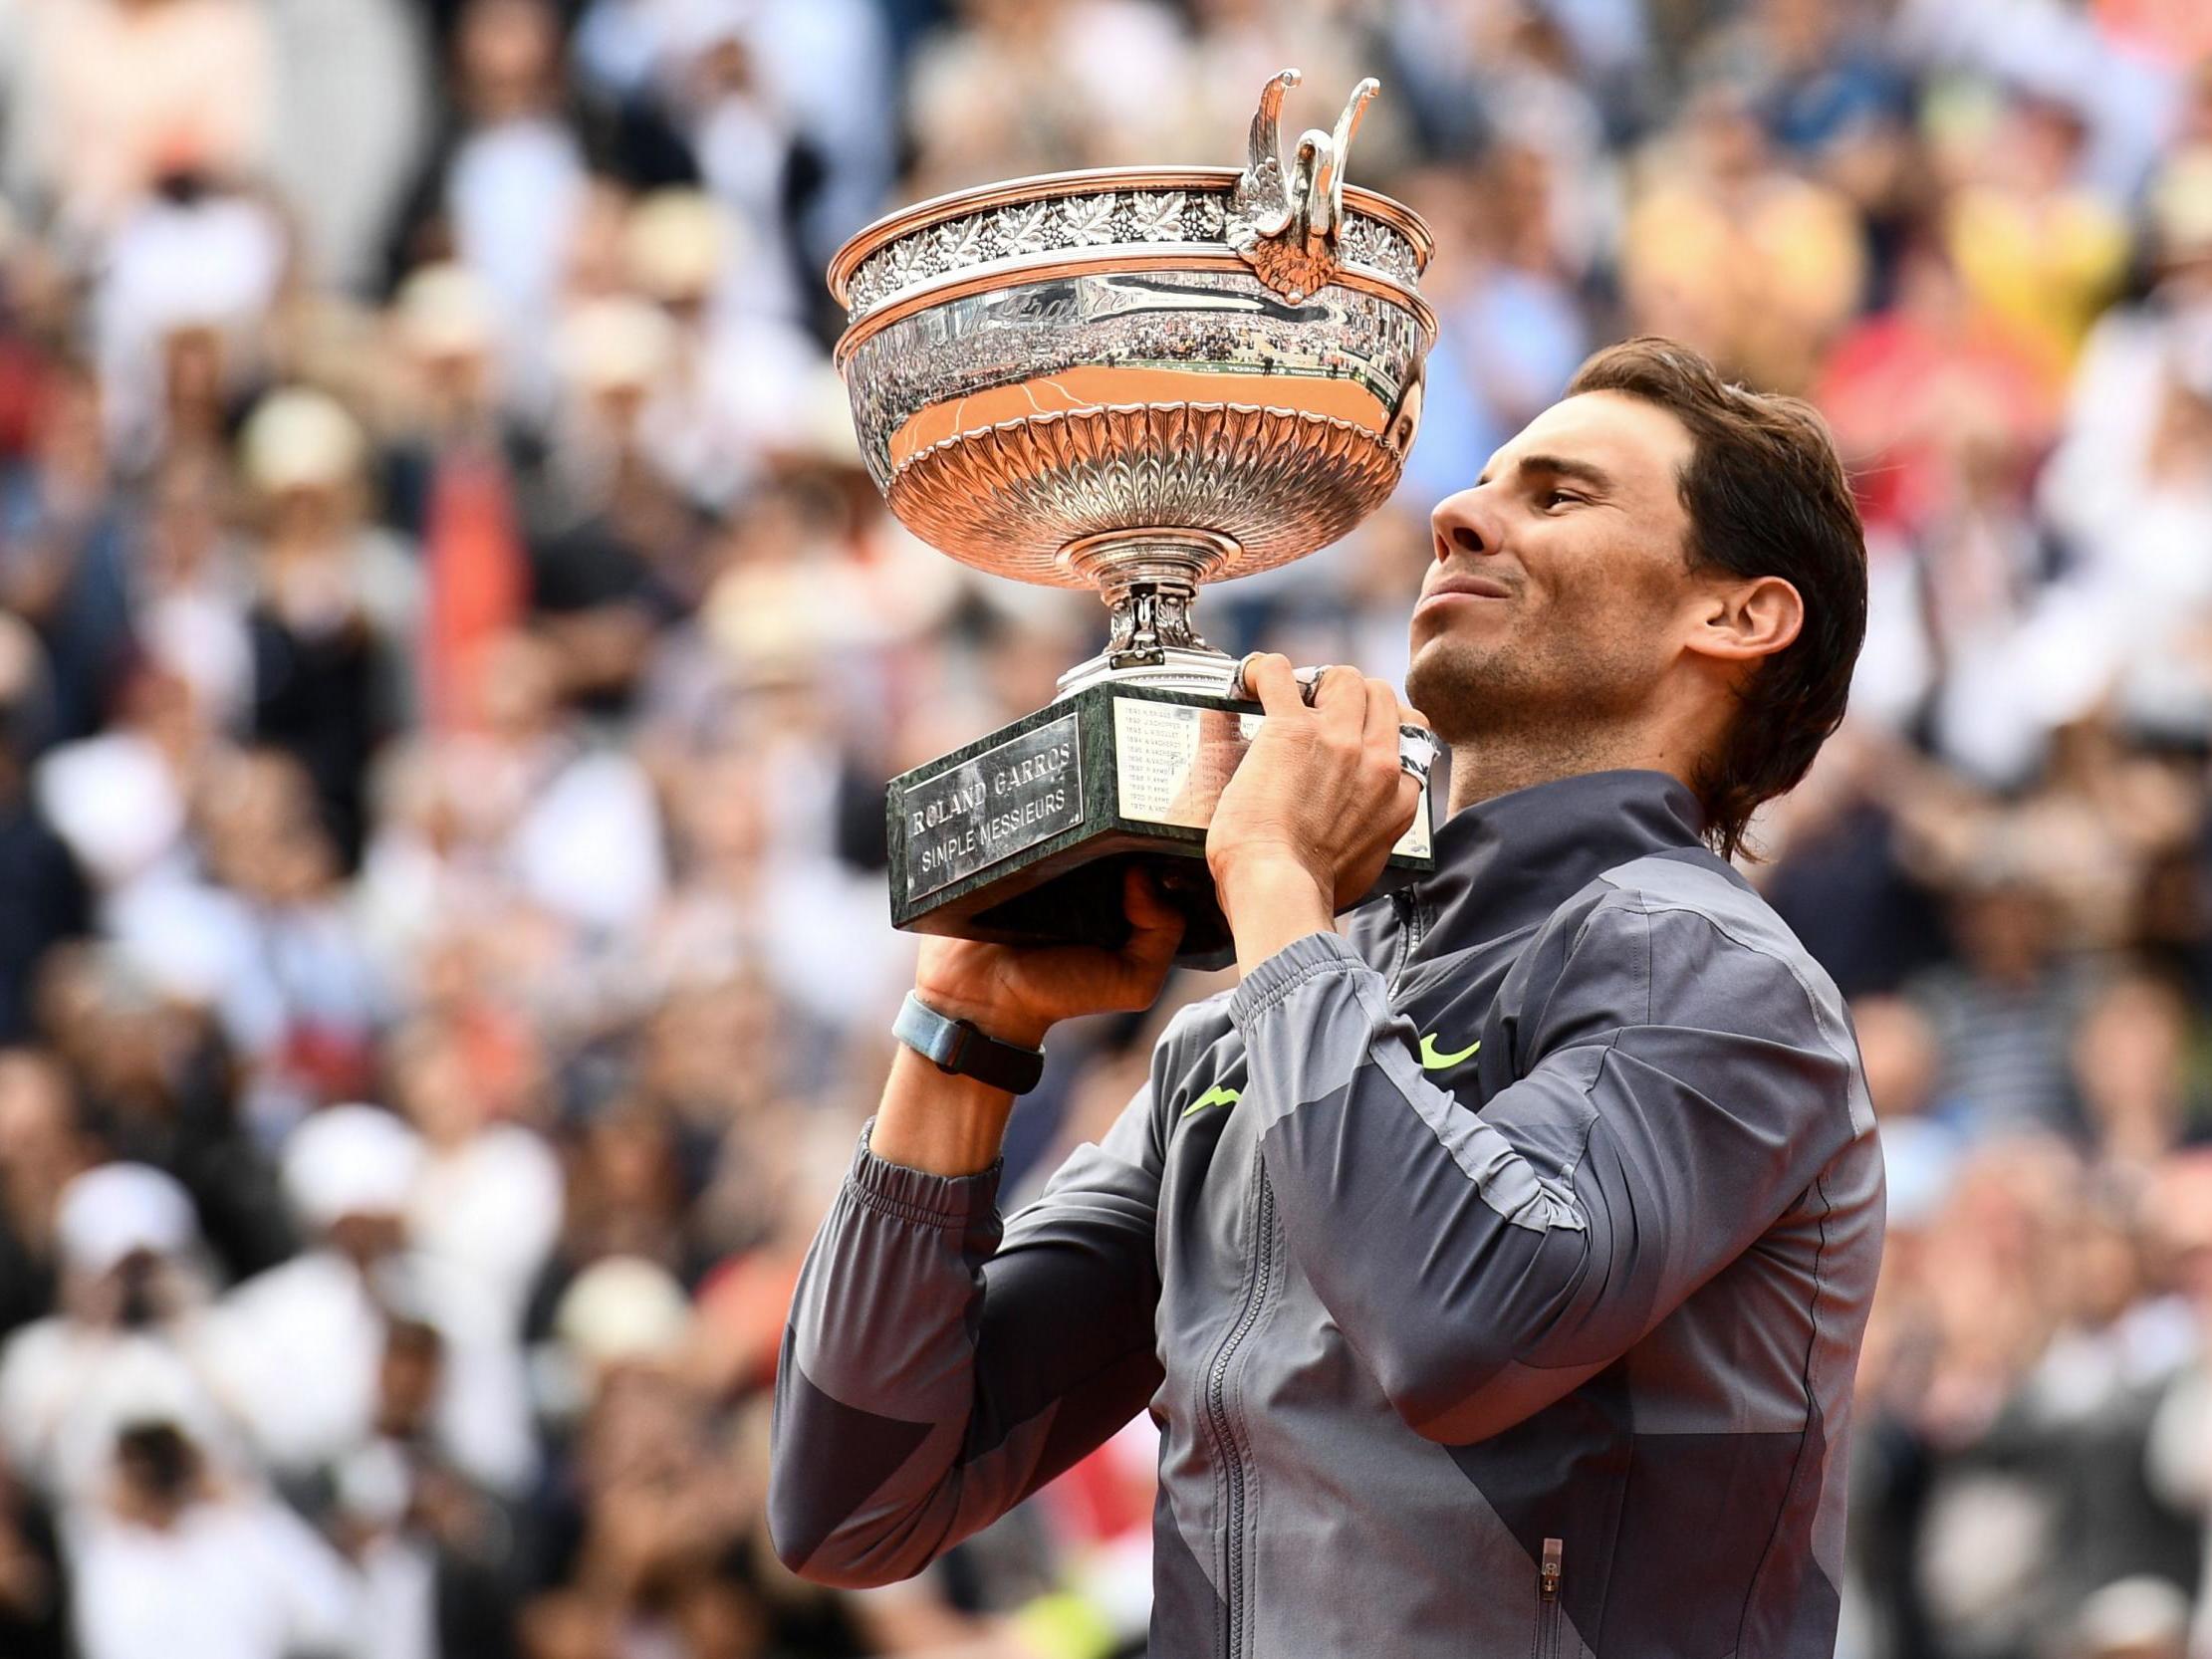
[
  {"left": 1319, "top": 79, "right": 1379, "bottom": 238},
  {"left": 1227, "top": 70, "right": 1384, "bottom": 302},
  {"left": 1231, "top": 70, "right": 1302, "bottom": 245}
]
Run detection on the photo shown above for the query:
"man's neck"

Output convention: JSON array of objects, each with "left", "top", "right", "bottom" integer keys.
[{"left": 1443, "top": 728, "right": 1693, "bottom": 818}]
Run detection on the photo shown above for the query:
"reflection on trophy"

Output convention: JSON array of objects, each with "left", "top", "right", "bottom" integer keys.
[{"left": 829, "top": 70, "right": 1439, "bottom": 962}]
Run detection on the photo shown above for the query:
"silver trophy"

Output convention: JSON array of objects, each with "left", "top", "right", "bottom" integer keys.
[{"left": 831, "top": 71, "right": 1438, "bottom": 962}]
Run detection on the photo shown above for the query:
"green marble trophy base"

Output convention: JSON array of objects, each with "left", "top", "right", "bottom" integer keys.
[{"left": 887, "top": 682, "right": 1436, "bottom": 969}]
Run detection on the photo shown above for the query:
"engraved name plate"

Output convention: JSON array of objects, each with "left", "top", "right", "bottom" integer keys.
[{"left": 901, "top": 714, "right": 1084, "bottom": 902}]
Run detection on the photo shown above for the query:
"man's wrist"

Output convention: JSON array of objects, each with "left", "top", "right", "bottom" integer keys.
[
  {"left": 1213, "top": 853, "right": 1336, "bottom": 979},
  {"left": 905, "top": 983, "right": 1053, "bottom": 1051},
  {"left": 895, "top": 993, "right": 1047, "bottom": 1094},
  {"left": 872, "top": 1046, "right": 1019, "bottom": 1176}
]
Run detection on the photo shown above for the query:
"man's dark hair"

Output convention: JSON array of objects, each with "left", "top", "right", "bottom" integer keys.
[{"left": 1566, "top": 338, "right": 1866, "bottom": 860}]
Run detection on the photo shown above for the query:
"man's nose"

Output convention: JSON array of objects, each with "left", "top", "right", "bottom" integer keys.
[{"left": 1429, "top": 486, "right": 1500, "bottom": 564}]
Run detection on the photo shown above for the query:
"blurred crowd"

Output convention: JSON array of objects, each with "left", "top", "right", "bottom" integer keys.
[{"left": 4, "top": 0, "right": 2212, "bottom": 1656}]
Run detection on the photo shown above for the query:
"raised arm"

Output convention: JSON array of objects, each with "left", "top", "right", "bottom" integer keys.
[
  {"left": 770, "top": 1083, "right": 1167, "bottom": 1585},
  {"left": 768, "top": 872, "right": 1183, "bottom": 1586}
]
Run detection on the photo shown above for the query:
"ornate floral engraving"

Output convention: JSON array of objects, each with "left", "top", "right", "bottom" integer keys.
[
  {"left": 844, "top": 193, "right": 1418, "bottom": 321},
  {"left": 1129, "top": 191, "right": 1188, "bottom": 242},
  {"left": 933, "top": 214, "right": 992, "bottom": 271},
  {"left": 1057, "top": 193, "right": 1119, "bottom": 247},
  {"left": 1338, "top": 217, "right": 1375, "bottom": 270},
  {"left": 994, "top": 201, "right": 1055, "bottom": 256}
]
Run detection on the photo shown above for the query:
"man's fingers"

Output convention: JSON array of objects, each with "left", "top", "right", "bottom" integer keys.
[
  {"left": 1360, "top": 676, "right": 1400, "bottom": 749},
  {"left": 1393, "top": 767, "right": 1424, "bottom": 830},
  {"left": 1309, "top": 663, "right": 1365, "bottom": 730},
  {"left": 1239, "top": 652, "right": 1306, "bottom": 719},
  {"left": 1122, "top": 864, "right": 1182, "bottom": 937},
  {"left": 1116, "top": 866, "right": 1186, "bottom": 988}
]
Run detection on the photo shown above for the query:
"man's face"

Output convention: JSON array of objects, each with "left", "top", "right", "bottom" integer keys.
[{"left": 1406, "top": 391, "right": 1702, "bottom": 745}]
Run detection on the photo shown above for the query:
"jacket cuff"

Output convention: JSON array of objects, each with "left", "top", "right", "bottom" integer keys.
[
  {"left": 1228, "top": 930, "right": 1366, "bottom": 1031},
  {"left": 849, "top": 1118, "right": 1004, "bottom": 1231}
]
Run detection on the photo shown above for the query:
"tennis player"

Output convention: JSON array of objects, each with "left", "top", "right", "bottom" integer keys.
[{"left": 770, "top": 337, "right": 1883, "bottom": 1659}]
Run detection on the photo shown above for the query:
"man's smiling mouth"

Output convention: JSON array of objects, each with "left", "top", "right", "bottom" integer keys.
[{"left": 1416, "top": 574, "right": 1515, "bottom": 615}]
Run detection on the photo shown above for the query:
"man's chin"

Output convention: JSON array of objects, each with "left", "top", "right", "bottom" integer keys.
[{"left": 1405, "top": 637, "right": 1509, "bottom": 745}]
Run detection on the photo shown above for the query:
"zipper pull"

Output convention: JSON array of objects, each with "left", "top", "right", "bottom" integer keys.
[{"left": 1540, "top": 1537, "right": 1563, "bottom": 1601}]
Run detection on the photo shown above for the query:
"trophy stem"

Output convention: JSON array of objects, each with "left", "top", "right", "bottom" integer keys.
[{"left": 1056, "top": 529, "right": 1242, "bottom": 698}]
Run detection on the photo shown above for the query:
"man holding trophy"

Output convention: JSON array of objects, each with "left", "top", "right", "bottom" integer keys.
[{"left": 770, "top": 72, "right": 1882, "bottom": 1659}]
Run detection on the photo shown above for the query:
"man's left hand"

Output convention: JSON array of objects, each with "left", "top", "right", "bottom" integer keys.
[{"left": 1207, "top": 654, "right": 1427, "bottom": 976}]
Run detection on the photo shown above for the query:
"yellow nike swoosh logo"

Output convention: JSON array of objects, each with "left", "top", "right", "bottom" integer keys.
[
  {"left": 1180, "top": 1083, "right": 1242, "bottom": 1118},
  {"left": 1418, "top": 1035, "right": 1480, "bottom": 1071}
]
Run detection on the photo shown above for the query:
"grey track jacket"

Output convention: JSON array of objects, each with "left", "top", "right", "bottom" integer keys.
[{"left": 770, "top": 769, "right": 1885, "bottom": 1658}]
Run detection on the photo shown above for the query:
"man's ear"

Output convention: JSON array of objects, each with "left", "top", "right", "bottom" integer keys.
[{"left": 1685, "top": 574, "right": 1803, "bottom": 666}]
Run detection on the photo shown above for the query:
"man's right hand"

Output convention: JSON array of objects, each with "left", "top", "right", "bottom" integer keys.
[{"left": 911, "top": 864, "right": 1187, "bottom": 1050}]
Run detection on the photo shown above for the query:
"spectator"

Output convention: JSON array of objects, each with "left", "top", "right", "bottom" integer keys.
[
  {"left": 0, "top": 1053, "right": 85, "bottom": 1341},
  {"left": 205, "top": 1104, "right": 536, "bottom": 1496},
  {"left": 0, "top": 364, "right": 133, "bottom": 745},
  {"left": 392, "top": 1014, "right": 563, "bottom": 1333},
  {"left": 389, "top": 0, "right": 593, "bottom": 393},
  {"left": 7, "top": 0, "right": 273, "bottom": 237},
  {"left": 65, "top": 1356, "right": 359, "bottom": 1659},
  {"left": 1908, "top": 864, "right": 2102, "bottom": 1141},
  {"left": 0, "top": 1163, "right": 231, "bottom": 1504},
  {"left": 0, "top": 1449, "right": 66, "bottom": 1659},
  {"left": 1620, "top": 81, "right": 1866, "bottom": 392},
  {"left": 240, "top": 388, "right": 420, "bottom": 868},
  {"left": 0, "top": 623, "right": 90, "bottom": 1045},
  {"left": 318, "top": 1317, "right": 525, "bottom": 1659}
]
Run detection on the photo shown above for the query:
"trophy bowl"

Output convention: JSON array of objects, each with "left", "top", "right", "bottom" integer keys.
[{"left": 831, "top": 72, "right": 1440, "bottom": 962}]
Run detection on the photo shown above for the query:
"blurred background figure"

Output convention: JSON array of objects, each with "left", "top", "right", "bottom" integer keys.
[
  {"left": 0, "top": 1162, "right": 230, "bottom": 1504},
  {"left": 66, "top": 1361, "right": 360, "bottom": 1659},
  {"left": 205, "top": 1103, "right": 535, "bottom": 1498},
  {"left": 5, "top": 0, "right": 2212, "bottom": 1654}
]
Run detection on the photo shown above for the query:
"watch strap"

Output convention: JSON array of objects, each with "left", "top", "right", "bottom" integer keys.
[{"left": 893, "top": 992, "right": 1047, "bottom": 1094}]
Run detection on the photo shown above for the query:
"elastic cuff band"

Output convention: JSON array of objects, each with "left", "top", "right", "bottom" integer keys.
[
  {"left": 1228, "top": 930, "right": 1364, "bottom": 1031},
  {"left": 847, "top": 1118, "right": 1004, "bottom": 1230}
]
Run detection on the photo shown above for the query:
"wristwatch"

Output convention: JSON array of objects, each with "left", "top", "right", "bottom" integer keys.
[{"left": 893, "top": 992, "right": 1047, "bottom": 1094}]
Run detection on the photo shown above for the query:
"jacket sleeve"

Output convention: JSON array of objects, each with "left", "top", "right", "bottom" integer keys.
[
  {"left": 767, "top": 1090, "right": 1164, "bottom": 1586},
  {"left": 1229, "top": 900, "right": 1862, "bottom": 1444}
]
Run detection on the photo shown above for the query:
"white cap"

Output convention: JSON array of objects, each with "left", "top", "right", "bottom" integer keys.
[
  {"left": 764, "top": 361, "right": 864, "bottom": 470},
  {"left": 106, "top": 193, "right": 286, "bottom": 341},
  {"left": 56, "top": 1163, "right": 196, "bottom": 1276},
  {"left": 553, "top": 1256, "right": 691, "bottom": 1369},
  {"left": 282, "top": 1104, "right": 424, "bottom": 1232},
  {"left": 623, "top": 189, "right": 731, "bottom": 303},
  {"left": 239, "top": 387, "right": 368, "bottom": 494},
  {"left": 556, "top": 297, "right": 676, "bottom": 393},
  {"left": 2074, "top": 1576, "right": 2191, "bottom": 1654},
  {"left": 393, "top": 263, "right": 497, "bottom": 360}
]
